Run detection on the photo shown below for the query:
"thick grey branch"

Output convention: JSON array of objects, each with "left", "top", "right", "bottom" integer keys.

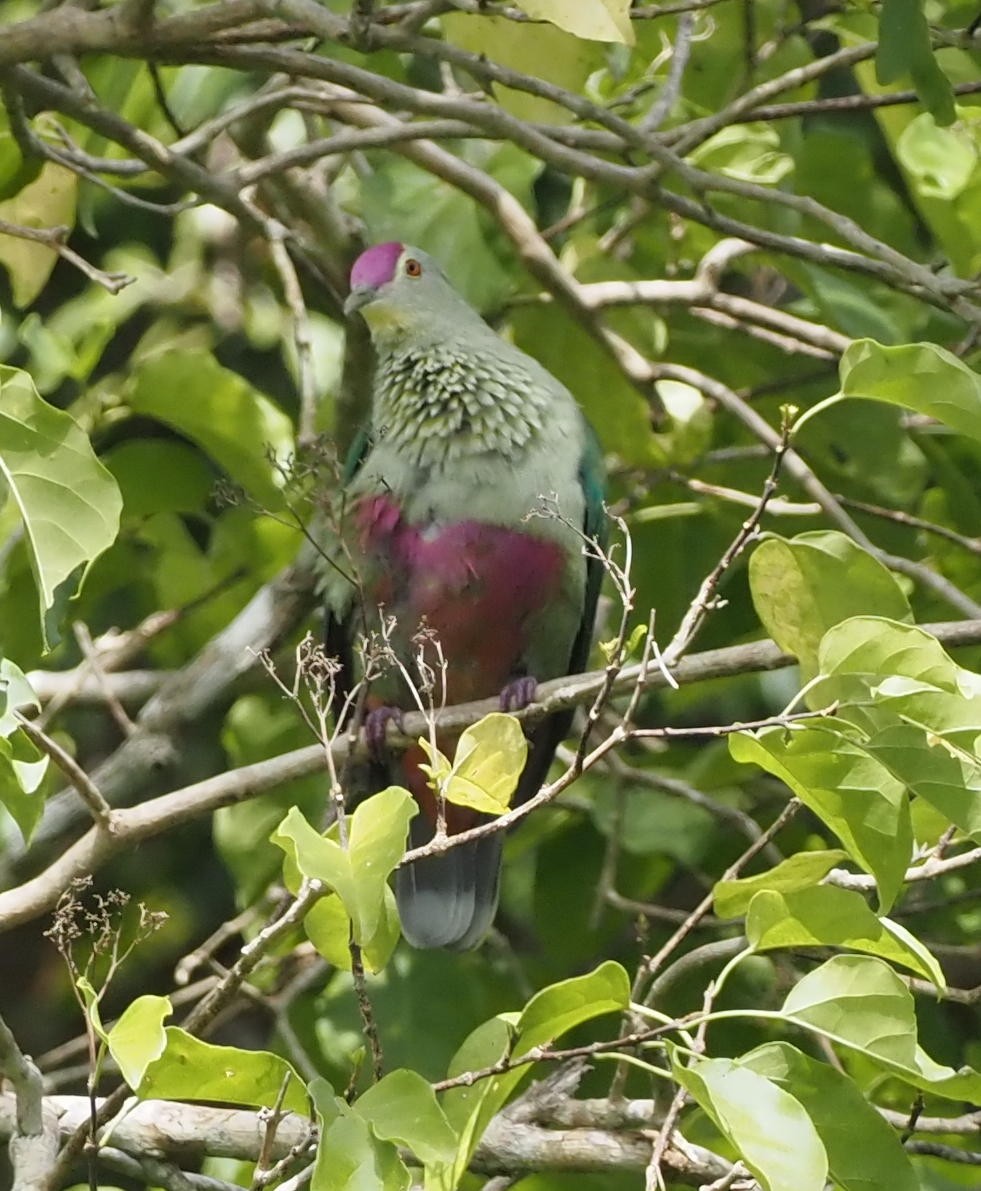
[
  {"left": 0, "top": 1094, "right": 737, "bottom": 1185},
  {"left": 0, "top": 1015, "right": 58, "bottom": 1191}
]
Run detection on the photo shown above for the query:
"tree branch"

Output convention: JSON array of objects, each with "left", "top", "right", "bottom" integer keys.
[{"left": 3, "top": 620, "right": 980, "bottom": 933}]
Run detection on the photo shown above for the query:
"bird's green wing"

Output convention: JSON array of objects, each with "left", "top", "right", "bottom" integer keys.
[
  {"left": 324, "top": 421, "right": 374, "bottom": 700},
  {"left": 514, "top": 416, "right": 605, "bottom": 807},
  {"left": 569, "top": 415, "right": 607, "bottom": 676}
]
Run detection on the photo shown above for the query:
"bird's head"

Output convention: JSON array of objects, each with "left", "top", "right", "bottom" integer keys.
[{"left": 345, "top": 242, "right": 469, "bottom": 344}]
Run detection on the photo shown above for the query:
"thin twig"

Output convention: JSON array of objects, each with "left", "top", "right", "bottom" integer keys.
[{"left": 14, "top": 714, "right": 114, "bottom": 830}]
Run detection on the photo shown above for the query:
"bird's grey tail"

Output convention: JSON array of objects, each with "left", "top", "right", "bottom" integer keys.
[
  {"left": 394, "top": 717, "right": 567, "bottom": 949},
  {"left": 395, "top": 816, "right": 503, "bottom": 950}
]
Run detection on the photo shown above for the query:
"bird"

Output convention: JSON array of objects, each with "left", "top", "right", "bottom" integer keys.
[{"left": 322, "top": 241, "right": 605, "bottom": 949}]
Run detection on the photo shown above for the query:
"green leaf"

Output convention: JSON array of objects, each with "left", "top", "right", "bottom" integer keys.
[
  {"left": 819, "top": 617, "right": 968, "bottom": 695},
  {"left": 0, "top": 107, "right": 42, "bottom": 203},
  {"left": 876, "top": 0, "right": 955, "bottom": 126},
  {"left": 729, "top": 722, "right": 912, "bottom": 911},
  {"left": 272, "top": 790, "right": 416, "bottom": 947},
  {"left": 815, "top": 617, "right": 981, "bottom": 739},
  {"left": 76, "top": 976, "right": 108, "bottom": 1044},
  {"left": 672, "top": 1053, "right": 827, "bottom": 1191},
  {"left": 442, "top": 14, "right": 602, "bottom": 125},
  {"left": 138, "top": 1027, "right": 307, "bottom": 1112},
  {"left": 513, "top": 0, "right": 633, "bottom": 45},
  {"left": 0, "top": 162, "right": 77, "bottom": 305},
  {"left": 713, "top": 850, "right": 846, "bottom": 918},
  {"left": 782, "top": 955, "right": 981, "bottom": 1102},
  {"left": 430, "top": 964, "right": 629, "bottom": 1189},
  {"left": 741, "top": 1042, "right": 917, "bottom": 1191},
  {"left": 304, "top": 884, "right": 401, "bottom": 974},
  {"left": 0, "top": 728, "right": 48, "bottom": 842},
  {"left": 837, "top": 340, "right": 981, "bottom": 445},
  {"left": 0, "top": 658, "right": 39, "bottom": 735},
  {"left": 861, "top": 723, "right": 981, "bottom": 841},
  {"left": 439, "top": 1016, "right": 513, "bottom": 1136},
  {"left": 748, "top": 531, "right": 911, "bottom": 679},
  {"left": 107, "top": 994, "right": 172, "bottom": 1090},
  {"left": 355, "top": 1069, "right": 457, "bottom": 1165},
  {"left": 106, "top": 439, "right": 217, "bottom": 519},
  {"left": 515, "top": 960, "right": 630, "bottom": 1055},
  {"left": 783, "top": 954, "right": 918, "bottom": 1065},
  {"left": 272, "top": 805, "right": 351, "bottom": 895},
  {"left": 0, "top": 661, "right": 47, "bottom": 838},
  {"left": 311, "top": 1077, "right": 412, "bottom": 1191},
  {"left": 746, "top": 886, "right": 945, "bottom": 986},
  {"left": 419, "top": 713, "right": 528, "bottom": 816},
  {"left": 897, "top": 113, "right": 978, "bottom": 200},
  {"left": 688, "top": 124, "right": 794, "bottom": 186},
  {"left": 126, "top": 350, "right": 294, "bottom": 508},
  {"left": 317, "top": 1113, "right": 410, "bottom": 1191},
  {"left": 0, "top": 366, "right": 122, "bottom": 649}
]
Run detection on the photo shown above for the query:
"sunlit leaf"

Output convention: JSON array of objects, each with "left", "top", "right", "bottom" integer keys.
[
  {"left": 0, "top": 366, "right": 122, "bottom": 648},
  {"left": 442, "top": 15, "right": 601, "bottom": 125},
  {"left": 837, "top": 340, "right": 981, "bottom": 445},
  {"left": 897, "top": 114, "right": 977, "bottom": 200},
  {"left": 356, "top": 1069, "right": 457, "bottom": 1165},
  {"left": 741, "top": 1042, "right": 917, "bottom": 1191},
  {"left": 431, "top": 964, "right": 629, "bottom": 1189},
  {"left": 746, "top": 886, "right": 945, "bottom": 986},
  {"left": 304, "top": 884, "right": 401, "bottom": 973},
  {"left": 0, "top": 658, "right": 38, "bottom": 736},
  {"left": 514, "top": 0, "right": 633, "bottom": 45},
  {"left": 138, "top": 1028, "right": 307, "bottom": 1112},
  {"left": 0, "top": 729, "right": 47, "bottom": 842},
  {"left": 420, "top": 713, "right": 528, "bottom": 816},
  {"left": 782, "top": 955, "right": 981, "bottom": 1101},
  {"left": 861, "top": 723, "right": 981, "bottom": 841},
  {"left": 688, "top": 124, "right": 794, "bottom": 185},
  {"left": 0, "top": 163, "right": 77, "bottom": 305},
  {"left": 272, "top": 790, "right": 415, "bottom": 947},
  {"left": 713, "top": 850, "right": 846, "bottom": 918},
  {"left": 311, "top": 1078, "right": 411, "bottom": 1191},
  {"left": 749, "top": 532, "right": 911, "bottom": 679},
  {"left": 107, "top": 994, "right": 172, "bottom": 1090},
  {"left": 816, "top": 617, "right": 981, "bottom": 740},
  {"left": 672, "top": 1053, "right": 827, "bottom": 1191},
  {"left": 729, "top": 722, "right": 912, "bottom": 911}
]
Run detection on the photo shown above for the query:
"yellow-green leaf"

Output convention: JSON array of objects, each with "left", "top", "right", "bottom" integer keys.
[
  {"left": 514, "top": 0, "right": 633, "bottom": 45},
  {"left": 423, "top": 713, "right": 528, "bottom": 816},
  {"left": 0, "top": 163, "right": 77, "bottom": 306},
  {"left": 0, "top": 366, "right": 122, "bottom": 648}
]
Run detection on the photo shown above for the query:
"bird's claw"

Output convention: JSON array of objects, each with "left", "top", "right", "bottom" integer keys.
[
  {"left": 499, "top": 675, "right": 538, "bottom": 713},
  {"left": 364, "top": 706, "right": 404, "bottom": 758}
]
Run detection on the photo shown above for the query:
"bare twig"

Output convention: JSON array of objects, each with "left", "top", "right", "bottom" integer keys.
[
  {"left": 0, "top": 216, "right": 133, "bottom": 293},
  {"left": 14, "top": 714, "right": 114, "bottom": 830}
]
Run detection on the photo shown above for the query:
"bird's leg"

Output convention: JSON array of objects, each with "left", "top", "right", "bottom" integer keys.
[
  {"left": 363, "top": 705, "right": 405, "bottom": 758},
  {"left": 499, "top": 674, "right": 538, "bottom": 713}
]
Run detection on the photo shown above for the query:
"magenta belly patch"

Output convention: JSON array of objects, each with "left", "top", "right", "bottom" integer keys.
[{"left": 353, "top": 494, "right": 564, "bottom": 701}]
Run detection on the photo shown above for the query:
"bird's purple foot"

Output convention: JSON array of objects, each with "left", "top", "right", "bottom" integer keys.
[
  {"left": 499, "top": 675, "right": 538, "bottom": 713},
  {"left": 364, "top": 706, "right": 404, "bottom": 758}
]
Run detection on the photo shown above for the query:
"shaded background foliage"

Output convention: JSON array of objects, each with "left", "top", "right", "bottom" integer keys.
[{"left": 0, "top": 1, "right": 979, "bottom": 1188}]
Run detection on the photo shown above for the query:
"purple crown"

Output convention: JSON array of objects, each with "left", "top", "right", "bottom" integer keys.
[{"left": 350, "top": 242, "right": 404, "bottom": 289}]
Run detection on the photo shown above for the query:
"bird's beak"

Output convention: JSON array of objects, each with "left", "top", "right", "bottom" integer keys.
[{"left": 344, "top": 285, "right": 376, "bottom": 316}]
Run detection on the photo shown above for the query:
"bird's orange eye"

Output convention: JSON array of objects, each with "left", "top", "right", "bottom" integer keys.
[{"left": 404, "top": 258, "right": 422, "bottom": 278}]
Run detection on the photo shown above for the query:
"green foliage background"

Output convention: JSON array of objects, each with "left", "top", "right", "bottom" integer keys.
[{"left": 0, "top": 1, "right": 979, "bottom": 1189}]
